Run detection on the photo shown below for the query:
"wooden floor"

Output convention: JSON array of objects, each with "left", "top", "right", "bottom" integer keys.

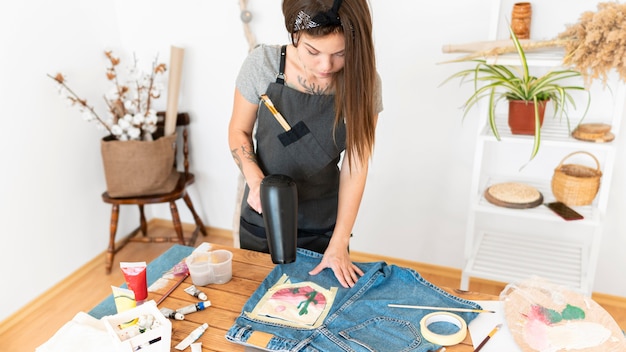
[{"left": 1, "top": 220, "right": 624, "bottom": 351}]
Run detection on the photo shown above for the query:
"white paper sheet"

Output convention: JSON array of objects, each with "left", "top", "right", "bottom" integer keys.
[{"left": 468, "top": 300, "right": 522, "bottom": 351}]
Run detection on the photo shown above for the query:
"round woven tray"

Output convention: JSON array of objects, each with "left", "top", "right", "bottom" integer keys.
[
  {"left": 484, "top": 182, "right": 543, "bottom": 209},
  {"left": 572, "top": 123, "right": 614, "bottom": 143}
]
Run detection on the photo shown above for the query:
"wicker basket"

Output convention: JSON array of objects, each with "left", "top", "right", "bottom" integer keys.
[{"left": 551, "top": 151, "right": 602, "bottom": 206}]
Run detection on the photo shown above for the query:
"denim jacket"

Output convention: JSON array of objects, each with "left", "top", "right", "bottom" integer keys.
[{"left": 226, "top": 249, "right": 481, "bottom": 351}]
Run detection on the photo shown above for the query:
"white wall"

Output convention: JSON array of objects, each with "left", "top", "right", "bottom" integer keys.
[{"left": 1, "top": 0, "right": 624, "bottom": 322}]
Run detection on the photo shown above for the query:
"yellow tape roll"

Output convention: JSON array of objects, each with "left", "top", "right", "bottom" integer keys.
[{"left": 419, "top": 312, "right": 467, "bottom": 346}]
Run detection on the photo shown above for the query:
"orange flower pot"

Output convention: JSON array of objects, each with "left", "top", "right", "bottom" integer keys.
[{"left": 508, "top": 99, "right": 548, "bottom": 135}]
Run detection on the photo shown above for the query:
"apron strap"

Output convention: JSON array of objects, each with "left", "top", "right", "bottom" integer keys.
[{"left": 276, "top": 45, "right": 287, "bottom": 85}]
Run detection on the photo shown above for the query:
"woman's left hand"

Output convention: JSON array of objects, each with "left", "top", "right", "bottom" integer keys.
[
  {"left": 308, "top": 142, "right": 372, "bottom": 288},
  {"left": 309, "top": 244, "right": 364, "bottom": 288}
]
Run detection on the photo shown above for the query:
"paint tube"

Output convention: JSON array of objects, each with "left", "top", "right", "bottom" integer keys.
[
  {"left": 136, "top": 314, "right": 155, "bottom": 333},
  {"left": 176, "top": 301, "right": 210, "bottom": 315},
  {"left": 160, "top": 307, "right": 184, "bottom": 320},
  {"left": 117, "top": 313, "right": 159, "bottom": 342},
  {"left": 175, "top": 323, "right": 208, "bottom": 350},
  {"left": 116, "top": 323, "right": 141, "bottom": 340},
  {"left": 111, "top": 286, "right": 137, "bottom": 313},
  {"left": 184, "top": 285, "right": 208, "bottom": 301},
  {"left": 111, "top": 286, "right": 138, "bottom": 328},
  {"left": 120, "top": 261, "right": 148, "bottom": 304}
]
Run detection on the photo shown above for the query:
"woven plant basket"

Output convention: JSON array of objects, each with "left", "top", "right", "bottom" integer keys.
[
  {"left": 551, "top": 151, "right": 602, "bottom": 206},
  {"left": 101, "top": 133, "right": 179, "bottom": 198}
]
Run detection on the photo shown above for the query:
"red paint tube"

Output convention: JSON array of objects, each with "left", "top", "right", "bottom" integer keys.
[{"left": 120, "top": 261, "right": 148, "bottom": 304}]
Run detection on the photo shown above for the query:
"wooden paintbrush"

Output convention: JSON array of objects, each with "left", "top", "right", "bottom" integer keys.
[
  {"left": 388, "top": 304, "right": 495, "bottom": 313},
  {"left": 260, "top": 94, "right": 291, "bottom": 131},
  {"left": 156, "top": 272, "right": 189, "bottom": 305}
]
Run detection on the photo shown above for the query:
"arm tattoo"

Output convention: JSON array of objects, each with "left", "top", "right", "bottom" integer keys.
[
  {"left": 230, "top": 148, "right": 243, "bottom": 171},
  {"left": 231, "top": 144, "right": 257, "bottom": 173}
]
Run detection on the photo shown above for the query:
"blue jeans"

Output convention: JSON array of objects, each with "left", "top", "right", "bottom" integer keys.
[{"left": 226, "top": 249, "right": 481, "bottom": 351}]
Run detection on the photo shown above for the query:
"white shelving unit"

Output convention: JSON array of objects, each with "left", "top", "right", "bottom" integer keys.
[{"left": 460, "top": 0, "right": 626, "bottom": 295}]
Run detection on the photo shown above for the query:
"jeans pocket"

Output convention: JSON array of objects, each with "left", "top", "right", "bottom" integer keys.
[
  {"left": 339, "top": 316, "right": 422, "bottom": 352},
  {"left": 278, "top": 121, "right": 334, "bottom": 178}
]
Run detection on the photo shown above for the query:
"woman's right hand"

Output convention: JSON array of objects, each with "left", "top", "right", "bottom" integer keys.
[
  {"left": 246, "top": 176, "right": 263, "bottom": 214},
  {"left": 229, "top": 88, "right": 266, "bottom": 214}
]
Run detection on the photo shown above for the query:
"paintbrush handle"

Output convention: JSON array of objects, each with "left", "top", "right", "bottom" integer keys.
[
  {"left": 388, "top": 304, "right": 494, "bottom": 313},
  {"left": 156, "top": 272, "right": 188, "bottom": 305},
  {"left": 474, "top": 324, "right": 502, "bottom": 352},
  {"left": 260, "top": 94, "right": 291, "bottom": 131}
]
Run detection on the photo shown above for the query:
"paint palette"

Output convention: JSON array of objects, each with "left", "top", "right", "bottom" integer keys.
[{"left": 500, "top": 277, "right": 626, "bottom": 351}]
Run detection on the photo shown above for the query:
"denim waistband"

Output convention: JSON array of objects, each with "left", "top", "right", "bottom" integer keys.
[{"left": 226, "top": 249, "right": 481, "bottom": 351}]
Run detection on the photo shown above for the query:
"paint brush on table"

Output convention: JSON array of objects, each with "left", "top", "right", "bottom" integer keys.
[
  {"left": 388, "top": 304, "right": 495, "bottom": 313},
  {"left": 156, "top": 272, "right": 188, "bottom": 305},
  {"left": 474, "top": 324, "right": 501, "bottom": 352}
]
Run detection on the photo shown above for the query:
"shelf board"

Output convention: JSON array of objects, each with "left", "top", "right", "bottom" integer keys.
[
  {"left": 485, "top": 48, "right": 566, "bottom": 67},
  {"left": 474, "top": 176, "right": 600, "bottom": 223},
  {"left": 464, "top": 231, "right": 589, "bottom": 293},
  {"left": 478, "top": 113, "right": 616, "bottom": 149}
]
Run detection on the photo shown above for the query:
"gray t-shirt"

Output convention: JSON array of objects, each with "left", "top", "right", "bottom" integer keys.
[{"left": 235, "top": 44, "right": 383, "bottom": 112}]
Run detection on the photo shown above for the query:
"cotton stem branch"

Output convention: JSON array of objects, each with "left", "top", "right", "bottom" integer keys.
[{"left": 47, "top": 73, "right": 114, "bottom": 135}]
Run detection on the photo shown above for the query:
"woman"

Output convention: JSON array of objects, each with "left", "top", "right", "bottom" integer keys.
[{"left": 228, "top": 0, "right": 382, "bottom": 288}]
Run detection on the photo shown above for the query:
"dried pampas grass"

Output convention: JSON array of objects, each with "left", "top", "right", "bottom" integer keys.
[
  {"left": 444, "top": 2, "right": 626, "bottom": 86},
  {"left": 558, "top": 2, "right": 626, "bottom": 85}
]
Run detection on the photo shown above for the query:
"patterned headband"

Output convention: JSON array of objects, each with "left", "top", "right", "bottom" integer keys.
[{"left": 293, "top": 0, "right": 344, "bottom": 31}]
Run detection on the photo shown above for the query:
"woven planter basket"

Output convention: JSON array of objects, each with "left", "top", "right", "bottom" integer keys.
[
  {"left": 551, "top": 151, "right": 602, "bottom": 206},
  {"left": 101, "top": 133, "right": 179, "bottom": 198}
]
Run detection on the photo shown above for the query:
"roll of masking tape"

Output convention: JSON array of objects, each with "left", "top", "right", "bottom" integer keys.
[{"left": 419, "top": 312, "right": 467, "bottom": 346}]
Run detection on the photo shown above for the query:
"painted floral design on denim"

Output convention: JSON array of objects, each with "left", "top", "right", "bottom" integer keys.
[
  {"left": 267, "top": 285, "right": 324, "bottom": 318},
  {"left": 247, "top": 274, "right": 337, "bottom": 329}
]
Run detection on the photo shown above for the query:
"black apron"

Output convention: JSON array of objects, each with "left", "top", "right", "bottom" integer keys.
[{"left": 240, "top": 45, "right": 346, "bottom": 254}]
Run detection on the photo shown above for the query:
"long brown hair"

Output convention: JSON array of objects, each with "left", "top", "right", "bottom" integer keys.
[{"left": 282, "top": 0, "right": 377, "bottom": 166}]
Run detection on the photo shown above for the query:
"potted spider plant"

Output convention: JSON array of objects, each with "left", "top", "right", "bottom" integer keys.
[{"left": 443, "top": 27, "right": 590, "bottom": 160}]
